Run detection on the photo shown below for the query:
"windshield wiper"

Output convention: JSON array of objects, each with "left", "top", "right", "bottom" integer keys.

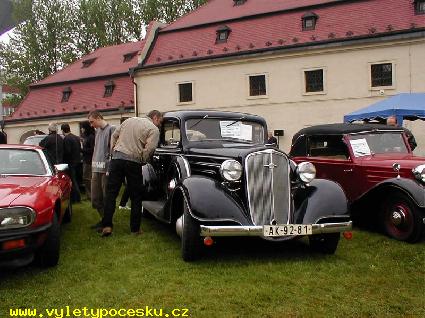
[
  {"left": 226, "top": 116, "right": 245, "bottom": 127},
  {"left": 189, "top": 115, "right": 208, "bottom": 129}
]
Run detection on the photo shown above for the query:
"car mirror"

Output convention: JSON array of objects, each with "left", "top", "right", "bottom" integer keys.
[{"left": 54, "top": 163, "right": 69, "bottom": 173}]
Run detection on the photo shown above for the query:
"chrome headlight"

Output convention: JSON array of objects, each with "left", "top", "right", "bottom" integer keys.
[
  {"left": 220, "top": 160, "right": 243, "bottom": 181},
  {"left": 412, "top": 164, "right": 425, "bottom": 183},
  {"left": 0, "top": 207, "right": 35, "bottom": 230},
  {"left": 297, "top": 162, "right": 316, "bottom": 184}
]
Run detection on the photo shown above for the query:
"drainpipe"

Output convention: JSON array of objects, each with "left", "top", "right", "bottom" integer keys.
[{"left": 130, "top": 72, "right": 139, "bottom": 117}]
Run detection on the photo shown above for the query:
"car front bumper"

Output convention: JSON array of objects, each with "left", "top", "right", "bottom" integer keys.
[
  {"left": 0, "top": 223, "right": 51, "bottom": 268},
  {"left": 200, "top": 221, "right": 352, "bottom": 237}
]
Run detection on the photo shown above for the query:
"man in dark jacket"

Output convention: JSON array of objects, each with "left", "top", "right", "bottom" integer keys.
[
  {"left": 61, "top": 123, "right": 81, "bottom": 203},
  {"left": 40, "top": 123, "right": 63, "bottom": 164}
]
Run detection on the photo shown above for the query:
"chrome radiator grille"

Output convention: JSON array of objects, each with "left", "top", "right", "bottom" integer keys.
[{"left": 245, "top": 149, "right": 291, "bottom": 225}]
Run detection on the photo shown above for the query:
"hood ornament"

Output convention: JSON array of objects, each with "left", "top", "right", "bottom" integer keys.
[{"left": 392, "top": 163, "right": 401, "bottom": 178}]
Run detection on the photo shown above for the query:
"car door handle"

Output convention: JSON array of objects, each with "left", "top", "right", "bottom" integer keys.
[
  {"left": 344, "top": 169, "right": 353, "bottom": 172},
  {"left": 153, "top": 155, "right": 159, "bottom": 160}
]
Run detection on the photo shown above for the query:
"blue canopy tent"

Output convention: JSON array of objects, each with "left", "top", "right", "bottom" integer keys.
[{"left": 344, "top": 93, "right": 425, "bottom": 125}]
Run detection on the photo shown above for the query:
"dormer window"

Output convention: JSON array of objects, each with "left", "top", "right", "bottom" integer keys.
[
  {"left": 61, "top": 87, "right": 72, "bottom": 102},
  {"left": 123, "top": 51, "right": 138, "bottom": 62},
  {"left": 216, "top": 25, "right": 231, "bottom": 43},
  {"left": 233, "top": 0, "right": 246, "bottom": 5},
  {"left": 302, "top": 12, "right": 318, "bottom": 31},
  {"left": 82, "top": 58, "right": 96, "bottom": 68},
  {"left": 104, "top": 80, "right": 115, "bottom": 97},
  {"left": 415, "top": 0, "right": 425, "bottom": 14}
]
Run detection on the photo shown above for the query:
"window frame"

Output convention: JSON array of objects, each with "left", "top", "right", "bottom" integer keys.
[
  {"left": 246, "top": 73, "right": 268, "bottom": 99},
  {"left": 177, "top": 81, "right": 195, "bottom": 105},
  {"left": 369, "top": 61, "right": 396, "bottom": 90},
  {"left": 104, "top": 80, "right": 115, "bottom": 97},
  {"left": 302, "top": 67, "right": 326, "bottom": 95},
  {"left": 161, "top": 119, "right": 181, "bottom": 148},
  {"left": 415, "top": 0, "right": 425, "bottom": 14},
  {"left": 61, "top": 87, "right": 72, "bottom": 102}
]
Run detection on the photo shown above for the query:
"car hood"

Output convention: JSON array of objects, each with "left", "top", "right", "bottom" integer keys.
[
  {"left": 0, "top": 176, "right": 48, "bottom": 207},
  {"left": 357, "top": 153, "right": 425, "bottom": 170},
  {"left": 186, "top": 144, "right": 274, "bottom": 160}
]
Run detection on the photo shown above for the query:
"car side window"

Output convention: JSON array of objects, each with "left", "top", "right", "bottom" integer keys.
[
  {"left": 308, "top": 135, "right": 349, "bottom": 160},
  {"left": 161, "top": 120, "right": 181, "bottom": 148}
]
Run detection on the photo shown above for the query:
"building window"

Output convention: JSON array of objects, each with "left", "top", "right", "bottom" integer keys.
[
  {"left": 123, "top": 52, "right": 137, "bottom": 62},
  {"left": 104, "top": 80, "right": 115, "bottom": 97},
  {"left": 82, "top": 58, "right": 96, "bottom": 68},
  {"left": 233, "top": 0, "right": 246, "bottom": 5},
  {"left": 371, "top": 63, "right": 393, "bottom": 87},
  {"left": 216, "top": 25, "right": 231, "bottom": 43},
  {"left": 302, "top": 12, "right": 318, "bottom": 31},
  {"left": 61, "top": 87, "right": 72, "bottom": 102},
  {"left": 305, "top": 69, "right": 324, "bottom": 92},
  {"left": 415, "top": 0, "right": 425, "bottom": 13},
  {"left": 178, "top": 82, "right": 193, "bottom": 103},
  {"left": 249, "top": 75, "right": 267, "bottom": 96}
]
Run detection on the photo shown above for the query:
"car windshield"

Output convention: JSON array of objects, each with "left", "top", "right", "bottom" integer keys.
[
  {"left": 0, "top": 149, "right": 47, "bottom": 175},
  {"left": 185, "top": 118, "right": 265, "bottom": 144},
  {"left": 23, "top": 135, "right": 46, "bottom": 145},
  {"left": 347, "top": 132, "right": 409, "bottom": 157}
]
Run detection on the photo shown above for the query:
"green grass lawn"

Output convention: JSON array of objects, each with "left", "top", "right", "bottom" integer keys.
[{"left": 1, "top": 199, "right": 424, "bottom": 318}]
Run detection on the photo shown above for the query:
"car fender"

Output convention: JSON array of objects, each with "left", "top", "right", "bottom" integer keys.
[
  {"left": 294, "top": 179, "right": 349, "bottom": 224},
  {"left": 177, "top": 176, "right": 251, "bottom": 225},
  {"left": 365, "top": 178, "right": 425, "bottom": 207}
]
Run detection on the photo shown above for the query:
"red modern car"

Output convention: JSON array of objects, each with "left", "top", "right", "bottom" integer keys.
[
  {"left": 0, "top": 145, "right": 72, "bottom": 267},
  {"left": 290, "top": 124, "right": 424, "bottom": 243}
]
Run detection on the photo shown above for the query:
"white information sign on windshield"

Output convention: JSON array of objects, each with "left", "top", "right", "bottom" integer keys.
[
  {"left": 240, "top": 124, "right": 253, "bottom": 141},
  {"left": 219, "top": 121, "right": 253, "bottom": 141},
  {"left": 350, "top": 138, "right": 371, "bottom": 157}
]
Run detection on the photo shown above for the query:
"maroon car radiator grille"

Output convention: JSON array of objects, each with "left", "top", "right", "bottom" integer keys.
[{"left": 245, "top": 149, "right": 291, "bottom": 226}]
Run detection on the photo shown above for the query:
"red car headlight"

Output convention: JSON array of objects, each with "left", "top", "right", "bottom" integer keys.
[{"left": 0, "top": 207, "right": 36, "bottom": 230}]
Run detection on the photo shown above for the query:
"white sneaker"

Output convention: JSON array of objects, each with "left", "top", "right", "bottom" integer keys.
[{"left": 119, "top": 205, "right": 131, "bottom": 210}]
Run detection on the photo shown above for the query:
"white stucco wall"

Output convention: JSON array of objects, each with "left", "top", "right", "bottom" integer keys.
[{"left": 135, "top": 37, "right": 425, "bottom": 153}]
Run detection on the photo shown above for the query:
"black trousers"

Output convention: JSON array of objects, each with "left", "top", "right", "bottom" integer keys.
[
  {"left": 102, "top": 159, "right": 144, "bottom": 232},
  {"left": 68, "top": 164, "right": 81, "bottom": 203}
]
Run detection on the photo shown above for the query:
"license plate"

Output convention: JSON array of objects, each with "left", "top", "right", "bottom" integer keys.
[{"left": 263, "top": 224, "right": 313, "bottom": 237}]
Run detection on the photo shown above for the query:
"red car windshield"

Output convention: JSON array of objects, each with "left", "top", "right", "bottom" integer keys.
[
  {"left": 0, "top": 149, "right": 47, "bottom": 175},
  {"left": 347, "top": 132, "right": 408, "bottom": 157}
]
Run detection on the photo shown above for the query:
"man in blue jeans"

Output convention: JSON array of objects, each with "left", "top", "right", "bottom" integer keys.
[{"left": 101, "top": 110, "right": 163, "bottom": 236}]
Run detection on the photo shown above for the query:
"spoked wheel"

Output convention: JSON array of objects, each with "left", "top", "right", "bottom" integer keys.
[
  {"left": 63, "top": 200, "right": 72, "bottom": 223},
  {"left": 380, "top": 192, "right": 423, "bottom": 243},
  {"left": 309, "top": 233, "right": 340, "bottom": 254},
  {"left": 180, "top": 200, "right": 202, "bottom": 262}
]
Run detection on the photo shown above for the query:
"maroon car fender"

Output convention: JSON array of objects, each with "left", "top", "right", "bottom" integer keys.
[
  {"left": 365, "top": 178, "right": 425, "bottom": 207},
  {"left": 178, "top": 176, "right": 251, "bottom": 225},
  {"left": 293, "top": 179, "right": 350, "bottom": 224}
]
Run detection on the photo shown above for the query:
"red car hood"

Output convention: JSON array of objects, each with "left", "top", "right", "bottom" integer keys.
[
  {"left": 0, "top": 176, "right": 48, "bottom": 207},
  {"left": 357, "top": 153, "right": 425, "bottom": 170}
]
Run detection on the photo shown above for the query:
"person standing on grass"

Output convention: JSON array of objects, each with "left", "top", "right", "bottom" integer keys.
[
  {"left": 101, "top": 110, "right": 163, "bottom": 237},
  {"left": 40, "top": 123, "right": 63, "bottom": 164},
  {"left": 80, "top": 121, "right": 95, "bottom": 200},
  {"left": 61, "top": 123, "right": 82, "bottom": 203},
  {"left": 88, "top": 110, "right": 115, "bottom": 231}
]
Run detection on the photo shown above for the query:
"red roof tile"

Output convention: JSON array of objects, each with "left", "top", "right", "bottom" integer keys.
[
  {"left": 163, "top": 0, "right": 340, "bottom": 31},
  {"left": 144, "top": 0, "right": 425, "bottom": 67},
  {"left": 8, "top": 76, "right": 134, "bottom": 121},
  {"left": 34, "top": 40, "right": 144, "bottom": 86}
]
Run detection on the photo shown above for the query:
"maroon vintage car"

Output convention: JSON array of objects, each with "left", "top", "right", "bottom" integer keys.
[
  {"left": 290, "top": 123, "right": 424, "bottom": 243},
  {"left": 0, "top": 145, "right": 72, "bottom": 267}
]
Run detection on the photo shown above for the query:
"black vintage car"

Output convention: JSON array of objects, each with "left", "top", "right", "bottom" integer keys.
[{"left": 142, "top": 111, "right": 352, "bottom": 261}]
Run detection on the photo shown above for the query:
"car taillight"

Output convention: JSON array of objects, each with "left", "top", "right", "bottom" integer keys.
[{"left": 204, "top": 236, "right": 214, "bottom": 246}]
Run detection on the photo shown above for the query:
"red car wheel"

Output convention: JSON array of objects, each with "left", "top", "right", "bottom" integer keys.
[{"left": 381, "top": 193, "right": 423, "bottom": 243}]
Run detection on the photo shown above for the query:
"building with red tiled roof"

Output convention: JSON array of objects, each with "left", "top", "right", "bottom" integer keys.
[
  {"left": 4, "top": 40, "right": 144, "bottom": 143},
  {"left": 133, "top": 0, "right": 425, "bottom": 152}
]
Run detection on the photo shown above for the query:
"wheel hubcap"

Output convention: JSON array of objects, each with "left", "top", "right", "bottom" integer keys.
[{"left": 390, "top": 208, "right": 406, "bottom": 226}]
